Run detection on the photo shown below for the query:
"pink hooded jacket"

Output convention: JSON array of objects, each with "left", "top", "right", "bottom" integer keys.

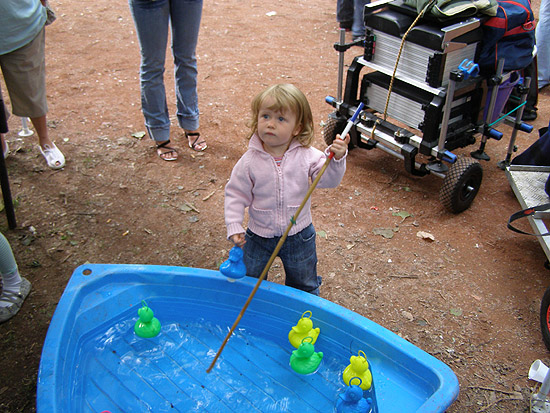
[{"left": 225, "top": 133, "right": 347, "bottom": 239}]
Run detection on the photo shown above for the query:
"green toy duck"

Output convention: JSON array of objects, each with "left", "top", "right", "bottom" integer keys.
[
  {"left": 290, "top": 336, "right": 323, "bottom": 375},
  {"left": 343, "top": 350, "right": 372, "bottom": 390},
  {"left": 288, "top": 310, "right": 320, "bottom": 349},
  {"left": 134, "top": 300, "right": 161, "bottom": 338}
]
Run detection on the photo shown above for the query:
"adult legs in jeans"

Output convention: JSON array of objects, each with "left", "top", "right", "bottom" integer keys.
[
  {"left": 337, "top": 0, "right": 354, "bottom": 29},
  {"left": 129, "top": 0, "right": 203, "bottom": 158},
  {"left": 537, "top": 0, "right": 550, "bottom": 89},
  {"left": 243, "top": 224, "right": 321, "bottom": 295},
  {"left": 352, "top": 0, "right": 370, "bottom": 40}
]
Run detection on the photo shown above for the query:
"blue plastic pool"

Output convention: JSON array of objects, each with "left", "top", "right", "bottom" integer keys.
[{"left": 37, "top": 264, "right": 459, "bottom": 412}]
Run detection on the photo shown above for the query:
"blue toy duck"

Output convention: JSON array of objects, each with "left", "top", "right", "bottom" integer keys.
[
  {"left": 219, "top": 246, "right": 246, "bottom": 280},
  {"left": 288, "top": 310, "right": 320, "bottom": 348},
  {"left": 289, "top": 337, "right": 323, "bottom": 375},
  {"left": 336, "top": 377, "right": 373, "bottom": 413},
  {"left": 343, "top": 350, "right": 372, "bottom": 390}
]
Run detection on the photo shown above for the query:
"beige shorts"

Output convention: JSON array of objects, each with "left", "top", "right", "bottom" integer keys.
[{"left": 0, "top": 28, "right": 47, "bottom": 118}]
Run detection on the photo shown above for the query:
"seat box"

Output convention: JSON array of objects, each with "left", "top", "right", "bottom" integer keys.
[
  {"left": 363, "top": 7, "right": 483, "bottom": 88},
  {"left": 361, "top": 71, "right": 484, "bottom": 150}
]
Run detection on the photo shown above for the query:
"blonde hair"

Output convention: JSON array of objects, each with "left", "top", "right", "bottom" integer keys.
[{"left": 247, "top": 84, "right": 315, "bottom": 147}]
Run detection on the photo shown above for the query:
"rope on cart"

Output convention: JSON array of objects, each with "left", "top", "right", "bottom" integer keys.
[
  {"left": 370, "top": 0, "right": 438, "bottom": 139},
  {"left": 488, "top": 101, "right": 526, "bottom": 127}
]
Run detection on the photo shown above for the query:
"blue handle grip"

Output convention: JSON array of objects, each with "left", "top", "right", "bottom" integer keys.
[
  {"left": 518, "top": 122, "right": 534, "bottom": 133},
  {"left": 442, "top": 150, "right": 457, "bottom": 163},
  {"left": 340, "top": 102, "right": 365, "bottom": 138},
  {"left": 350, "top": 102, "right": 365, "bottom": 123},
  {"left": 458, "top": 59, "right": 479, "bottom": 79}
]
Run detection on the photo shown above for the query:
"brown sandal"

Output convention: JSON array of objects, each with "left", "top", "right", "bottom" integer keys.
[
  {"left": 186, "top": 131, "right": 207, "bottom": 152},
  {"left": 156, "top": 140, "right": 178, "bottom": 161}
]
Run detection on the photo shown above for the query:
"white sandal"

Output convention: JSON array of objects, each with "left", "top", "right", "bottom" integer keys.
[
  {"left": 0, "top": 277, "right": 32, "bottom": 323},
  {"left": 39, "top": 143, "right": 65, "bottom": 169}
]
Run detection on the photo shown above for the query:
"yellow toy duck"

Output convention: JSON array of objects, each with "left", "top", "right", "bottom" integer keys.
[
  {"left": 288, "top": 310, "right": 320, "bottom": 349},
  {"left": 343, "top": 350, "right": 372, "bottom": 390}
]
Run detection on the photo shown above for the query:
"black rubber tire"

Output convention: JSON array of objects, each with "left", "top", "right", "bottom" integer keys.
[
  {"left": 540, "top": 286, "right": 550, "bottom": 351},
  {"left": 439, "top": 157, "right": 483, "bottom": 213},
  {"left": 323, "top": 111, "right": 347, "bottom": 146}
]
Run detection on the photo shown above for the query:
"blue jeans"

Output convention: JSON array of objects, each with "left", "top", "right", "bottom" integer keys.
[
  {"left": 243, "top": 224, "right": 321, "bottom": 295},
  {"left": 129, "top": 0, "right": 202, "bottom": 142},
  {"left": 337, "top": 0, "right": 370, "bottom": 38},
  {"left": 537, "top": 0, "right": 550, "bottom": 89}
]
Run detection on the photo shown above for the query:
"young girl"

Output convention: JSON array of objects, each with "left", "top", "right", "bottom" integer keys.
[{"left": 224, "top": 84, "right": 349, "bottom": 295}]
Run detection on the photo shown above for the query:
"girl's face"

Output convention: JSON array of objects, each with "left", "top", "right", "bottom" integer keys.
[{"left": 257, "top": 97, "right": 301, "bottom": 157}]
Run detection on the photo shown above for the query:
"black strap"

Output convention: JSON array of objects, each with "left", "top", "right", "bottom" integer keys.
[{"left": 507, "top": 203, "right": 550, "bottom": 236}]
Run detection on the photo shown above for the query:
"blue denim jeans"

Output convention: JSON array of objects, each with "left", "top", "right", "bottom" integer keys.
[
  {"left": 129, "top": 0, "right": 202, "bottom": 142},
  {"left": 336, "top": 0, "right": 369, "bottom": 38},
  {"left": 243, "top": 224, "right": 321, "bottom": 295},
  {"left": 537, "top": 0, "right": 550, "bottom": 89}
]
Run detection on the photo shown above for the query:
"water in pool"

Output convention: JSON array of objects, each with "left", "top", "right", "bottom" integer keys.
[{"left": 69, "top": 314, "right": 378, "bottom": 412}]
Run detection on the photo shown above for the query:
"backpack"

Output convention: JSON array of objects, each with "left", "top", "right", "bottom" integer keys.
[
  {"left": 511, "top": 123, "right": 550, "bottom": 167},
  {"left": 477, "top": 0, "right": 536, "bottom": 73}
]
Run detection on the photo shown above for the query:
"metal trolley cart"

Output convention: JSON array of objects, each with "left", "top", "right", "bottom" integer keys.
[
  {"left": 323, "top": 0, "right": 533, "bottom": 213},
  {"left": 506, "top": 165, "right": 550, "bottom": 353}
]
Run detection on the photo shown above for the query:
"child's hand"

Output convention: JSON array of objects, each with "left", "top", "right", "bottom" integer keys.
[
  {"left": 330, "top": 134, "right": 350, "bottom": 160},
  {"left": 230, "top": 233, "right": 246, "bottom": 247}
]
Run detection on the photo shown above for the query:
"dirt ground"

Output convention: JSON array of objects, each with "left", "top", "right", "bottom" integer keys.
[{"left": 1, "top": 0, "right": 550, "bottom": 411}]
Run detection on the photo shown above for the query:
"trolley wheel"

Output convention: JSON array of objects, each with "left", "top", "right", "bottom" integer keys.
[
  {"left": 323, "top": 111, "right": 355, "bottom": 148},
  {"left": 439, "top": 157, "right": 483, "bottom": 213},
  {"left": 540, "top": 286, "right": 550, "bottom": 351}
]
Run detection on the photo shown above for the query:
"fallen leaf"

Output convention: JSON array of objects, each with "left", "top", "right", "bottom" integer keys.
[
  {"left": 417, "top": 231, "right": 435, "bottom": 241},
  {"left": 179, "top": 202, "right": 200, "bottom": 213},
  {"left": 373, "top": 227, "right": 397, "bottom": 239},
  {"left": 131, "top": 131, "right": 146, "bottom": 139},
  {"left": 402, "top": 310, "right": 414, "bottom": 321},
  {"left": 450, "top": 308, "right": 463, "bottom": 316},
  {"left": 393, "top": 210, "right": 411, "bottom": 221},
  {"left": 509, "top": 391, "right": 523, "bottom": 400},
  {"left": 316, "top": 230, "right": 327, "bottom": 239}
]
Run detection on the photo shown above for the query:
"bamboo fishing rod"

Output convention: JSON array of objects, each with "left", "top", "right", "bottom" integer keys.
[{"left": 206, "top": 102, "right": 364, "bottom": 374}]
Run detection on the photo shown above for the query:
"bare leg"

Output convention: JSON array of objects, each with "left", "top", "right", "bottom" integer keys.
[
  {"left": 0, "top": 133, "right": 7, "bottom": 157},
  {"left": 30, "top": 115, "right": 53, "bottom": 148},
  {"left": 31, "top": 115, "right": 65, "bottom": 169}
]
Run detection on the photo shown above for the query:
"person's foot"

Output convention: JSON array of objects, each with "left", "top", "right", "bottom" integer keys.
[
  {"left": 156, "top": 140, "right": 178, "bottom": 161},
  {"left": 186, "top": 130, "right": 207, "bottom": 152},
  {"left": 522, "top": 106, "right": 538, "bottom": 121},
  {"left": 352, "top": 36, "right": 365, "bottom": 46},
  {"left": 39, "top": 142, "right": 65, "bottom": 169},
  {"left": 0, "top": 277, "right": 31, "bottom": 323}
]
